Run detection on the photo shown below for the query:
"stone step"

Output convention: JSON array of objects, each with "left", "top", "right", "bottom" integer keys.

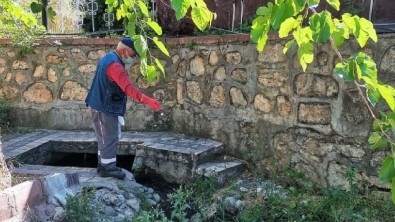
[
  {"left": 196, "top": 161, "right": 245, "bottom": 185},
  {"left": 10, "top": 164, "right": 136, "bottom": 186},
  {"left": 3, "top": 129, "right": 226, "bottom": 183}
]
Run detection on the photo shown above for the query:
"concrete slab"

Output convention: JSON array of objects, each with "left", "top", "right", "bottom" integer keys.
[
  {"left": 3, "top": 129, "right": 226, "bottom": 183},
  {"left": 196, "top": 161, "right": 245, "bottom": 184}
]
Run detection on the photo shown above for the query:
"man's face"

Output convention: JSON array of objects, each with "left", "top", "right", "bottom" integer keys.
[{"left": 122, "top": 48, "right": 136, "bottom": 59}]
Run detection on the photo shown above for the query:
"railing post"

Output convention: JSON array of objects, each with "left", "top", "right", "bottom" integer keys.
[
  {"left": 87, "top": 0, "right": 98, "bottom": 32},
  {"left": 42, "top": 0, "right": 48, "bottom": 31}
]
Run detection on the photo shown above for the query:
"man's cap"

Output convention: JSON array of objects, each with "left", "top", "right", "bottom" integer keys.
[{"left": 121, "top": 36, "right": 139, "bottom": 57}]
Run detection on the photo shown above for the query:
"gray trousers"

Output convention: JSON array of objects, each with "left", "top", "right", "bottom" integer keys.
[{"left": 90, "top": 108, "right": 119, "bottom": 168}]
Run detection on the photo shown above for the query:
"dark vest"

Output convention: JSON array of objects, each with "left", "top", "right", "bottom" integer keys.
[{"left": 85, "top": 52, "right": 127, "bottom": 116}]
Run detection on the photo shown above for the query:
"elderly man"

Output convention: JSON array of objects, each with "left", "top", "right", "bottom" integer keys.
[{"left": 85, "top": 36, "right": 162, "bottom": 179}]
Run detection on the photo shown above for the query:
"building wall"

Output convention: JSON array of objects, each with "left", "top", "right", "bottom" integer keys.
[{"left": 1, "top": 34, "right": 394, "bottom": 189}]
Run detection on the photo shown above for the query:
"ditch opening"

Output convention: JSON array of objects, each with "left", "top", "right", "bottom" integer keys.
[
  {"left": 13, "top": 141, "right": 182, "bottom": 214},
  {"left": 42, "top": 152, "right": 135, "bottom": 171},
  {"left": 34, "top": 151, "right": 180, "bottom": 201},
  {"left": 11, "top": 141, "right": 201, "bottom": 218}
]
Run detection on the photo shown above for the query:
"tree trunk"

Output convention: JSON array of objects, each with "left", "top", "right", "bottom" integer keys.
[{"left": 0, "top": 139, "right": 11, "bottom": 190}]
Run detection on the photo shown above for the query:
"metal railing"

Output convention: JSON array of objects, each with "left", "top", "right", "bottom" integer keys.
[
  {"left": 41, "top": 0, "right": 164, "bottom": 36},
  {"left": 44, "top": 0, "right": 131, "bottom": 36}
]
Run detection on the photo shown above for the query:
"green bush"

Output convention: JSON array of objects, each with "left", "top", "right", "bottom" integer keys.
[{"left": 64, "top": 187, "right": 102, "bottom": 222}]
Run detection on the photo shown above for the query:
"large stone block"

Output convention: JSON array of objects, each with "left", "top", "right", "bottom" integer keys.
[
  {"left": 23, "top": 83, "right": 53, "bottom": 104},
  {"left": 214, "top": 65, "right": 226, "bottom": 80},
  {"left": 209, "top": 85, "right": 225, "bottom": 108},
  {"left": 258, "top": 71, "right": 288, "bottom": 87},
  {"left": 230, "top": 87, "right": 247, "bottom": 107},
  {"left": 253, "top": 94, "right": 273, "bottom": 113},
  {"left": 225, "top": 52, "right": 242, "bottom": 64},
  {"left": 186, "top": 81, "right": 203, "bottom": 104},
  {"left": 46, "top": 55, "right": 68, "bottom": 64},
  {"left": 60, "top": 81, "right": 88, "bottom": 101},
  {"left": 294, "top": 73, "right": 338, "bottom": 98},
  {"left": 190, "top": 56, "right": 205, "bottom": 76},
  {"left": 0, "top": 86, "right": 19, "bottom": 101},
  {"left": 276, "top": 96, "right": 292, "bottom": 117},
  {"left": 12, "top": 60, "right": 29, "bottom": 70},
  {"left": 298, "top": 103, "right": 331, "bottom": 125},
  {"left": 231, "top": 68, "right": 247, "bottom": 84}
]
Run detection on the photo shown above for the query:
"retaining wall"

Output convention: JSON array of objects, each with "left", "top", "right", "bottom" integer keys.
[{"left": 1, "top": 33, "right": 395, "bottom": 189}]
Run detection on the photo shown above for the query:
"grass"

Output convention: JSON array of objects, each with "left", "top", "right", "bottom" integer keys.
[{"left": 132, "top": 169, "right": 395, "bottom": 222}]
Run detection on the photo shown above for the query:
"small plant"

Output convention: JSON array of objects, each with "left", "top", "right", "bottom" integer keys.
[
  {"left": 186, "top": 42, "right": 196, "bottom": 50},
  {"left": 235, "top": 204, "right": 264, "bottom": 222},
  {"left": 242, "top": 136, "right": 264, "bottom": 164},
  {"left": 134, "top": 208, "right": 171, "bottom": 222},
  {"left": 0, "top": 104, "right": 12, "bottom": 134},
  {"left": 168, "top": 186, "right": 192, "bottom": 222},
  {"left": 64, "top": 186, "right": 102, "bottom": 222}
]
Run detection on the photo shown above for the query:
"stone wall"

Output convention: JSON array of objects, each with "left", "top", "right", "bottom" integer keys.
[{"left": 1, "top": 34, "right": 395, "bottom": 189}]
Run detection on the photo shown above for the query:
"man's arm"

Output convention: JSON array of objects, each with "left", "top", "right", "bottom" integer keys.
[{"left": 107, "top": 62, "right": 162, "bottom": 111}]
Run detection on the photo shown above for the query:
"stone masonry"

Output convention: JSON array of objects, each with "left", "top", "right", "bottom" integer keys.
[{"left": 1, "top": 34, "right": 395, "bottom": 189}]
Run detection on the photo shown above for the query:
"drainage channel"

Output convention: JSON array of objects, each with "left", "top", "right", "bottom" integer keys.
[{"left": 10, "top": 141, "right": 182, "bottom": 215}]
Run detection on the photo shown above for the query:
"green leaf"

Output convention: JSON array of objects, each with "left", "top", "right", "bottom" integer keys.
[
  {"left": 294, "top": 0, "right": 307, "bottom": 13},
  {"left": 146, "top": 65, "right": 159, "bottom": 83},
  {"left": 256, "top": 5, "right": 271, "bottom": 16},
  {"left": 251, "top": 16, "right": 270, "bottom": 51},
  {"left": 105, "top": 0, "right": 119, "bottom": 11},
  {"left": 342, "top": 13, "right": 356, "bottom": 33},
  {"left": 332, "top": 28, "right": 345, "bottom": 47},
  {"left": 297, "top": 42, "right": 314, "bottom": 71},
  {"left": 351, "top": 17, "right": 378, "bottom": 48},
  {"left": 295, "top": 0, "right": 307, "bottom": 7},
  {"left": 309, "top": 12, "right": 332, "bottom": 44},
  {"left": 377, "top": 84, "right": 395, "bottom": 111},
  {"left": 279, "top": 17, "right": 299, "bottom": 38},
  {"left": 366, "top": 86, "right": 381, "bottom": 107},
  {"left": 283, "top": 39, "right": 295, "bottom": 54},
  {"left": 293, "top": 27, "right": 313, "bottom": 45},
  {"left": 171, "top": 0, "right": 193, "bottom": 20},
  {"left": 191, "top": 6, "right": 212, "bottom": 31},
  {"left": 195, "top": 0, "right": 208, "bottom": 8},
  {"left": 354, "top": 52, "right": 377, "bottom": 80},
  {"left": 155, "top": 58, "right": 165, "bottom": 75},
  {"left": 392, "top": 180, "right": 395, "bottom": 204},
  {"left": 30, "top": 2, "right": 42, "bottom": 14},
  {"left": 379, "top": 156, "right": 395, "bottom": 183},
  {"left": 335, "top": 59, "right": 356, "bottom": 81},
  {"left": 368, "top": 131, "right": 388, "bottom": 150},
  {"left": 47, "top": 7, "right": 57, "bottom": 23},
  {"left": 271, "top": 0, "right": 295, "bottom": 30},
  {"left": 137, "top": 0, "right": 149, "bottom": 17},
  {"left": 139, "top": 57, "right": 148, "bottom": 76},
  {"left": 134, "top": 35, "right": 147, "bottom": 58},
  {"left": 347, "top": 16, "right": 377, "bottom": 48},
  {"left": 335, "top": 61, "right": 354, "bottom": 81},
  {"left": 360, "top": 17, "right": 377, "bottom": 42},
  {"left": 325, "top": 0, "right": 340, "bottom": 11},
  {"left": 147, "top": 19, "right": 162, "bottom": 35},
  {"left": 153, "top": 37, "right": 170, "bottom": 57},
  {"left": 127, "top": 20, "right": 136, "bottom": 36},
  {"left": 372, "top": 119, "right": 381, "bottom": 131},
  {"left": 116, "top": 4, "right": 128, "bottom": 20}
]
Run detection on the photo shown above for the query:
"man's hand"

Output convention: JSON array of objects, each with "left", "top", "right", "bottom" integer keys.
[{"left": 143, "top": 97, "right": 162, "bottom": 111}]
